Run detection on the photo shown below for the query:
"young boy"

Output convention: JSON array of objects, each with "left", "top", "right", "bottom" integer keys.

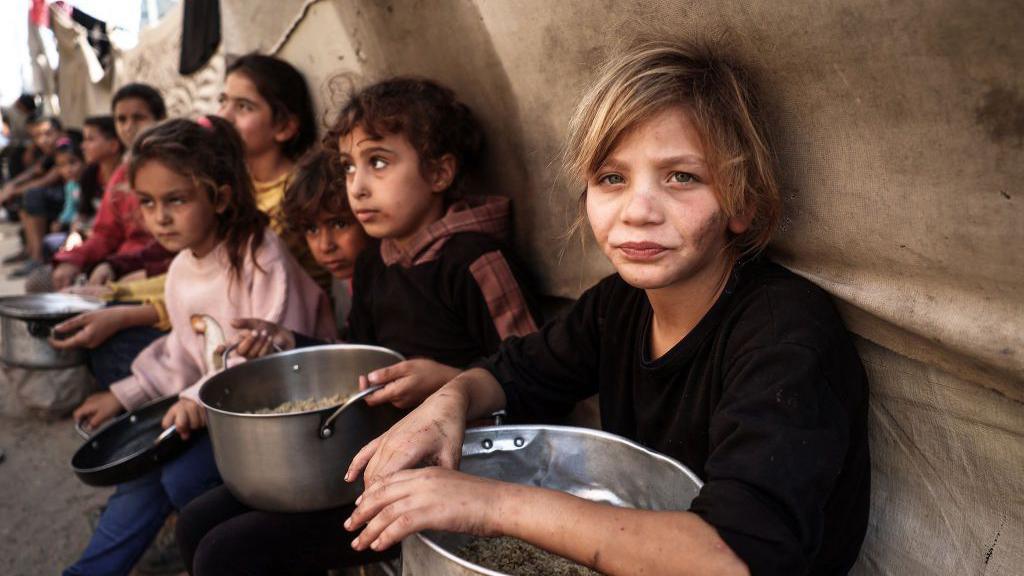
[{"left": 177, "top": 79, "right": 543, "bottom": 576}]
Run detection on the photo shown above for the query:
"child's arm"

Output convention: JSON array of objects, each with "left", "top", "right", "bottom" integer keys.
[
  {"left": 49, "top": 304, "right": 161, "bottom": 350},
  {"left": 360, "top": 358, "right": 461, "bottom": 409}
]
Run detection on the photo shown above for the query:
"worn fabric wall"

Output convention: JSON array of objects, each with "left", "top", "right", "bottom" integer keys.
[{"left": 122, "top": 0, "right": 1023, "bottom": 573}]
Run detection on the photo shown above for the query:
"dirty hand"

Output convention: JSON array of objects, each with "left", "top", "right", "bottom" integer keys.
[
  {"left": 219, "top": 318, "right": 296, "bottom": 359},
  {"left": 88, "top": 262, "right": 116, "bottom": 285},
  {"left": 50, "top": 307, "right": 129, "bottom": 349},
  {"left": 346, "top": 467, "right": 505, "bottom": 551},
  {"left": 360, "top": 359, "right": 461, "bottom": 409},
  {"left": 161, "top": 398, "right": 206, "bottom": 440},
  {"left": 345, "top": 383, "right": 470, "bottom": 488},
  {"left": 52, "top": 263, "right": 82, "bottom": 290},
  {"left": 73, "top": 391, "right": 125, "bottom": 430}
]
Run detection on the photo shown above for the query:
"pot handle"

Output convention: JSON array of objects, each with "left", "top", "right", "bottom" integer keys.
[
  {"left": 153, "top": 425, "right": 178, "bottom": 447},
  {"left": 218, "top": 341, "right": 285, "bottom": 372},
  {"left": 75, "top": 419, "right": 92, "bottom": 440},
  {"left": 319, "top": 384, "right": 385, "bottom": 439},
  {"left": 26, "top": 320, "right": 54, "bottom": 339}
]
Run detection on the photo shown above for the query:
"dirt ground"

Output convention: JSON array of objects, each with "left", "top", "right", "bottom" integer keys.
[{"left": 0, "top": 223, "right": 113, "bottom": 575}]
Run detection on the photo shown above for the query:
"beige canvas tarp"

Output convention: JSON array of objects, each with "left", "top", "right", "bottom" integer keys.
[{"left": 114, "top": 1, "right": 1022, "bottom": 573}]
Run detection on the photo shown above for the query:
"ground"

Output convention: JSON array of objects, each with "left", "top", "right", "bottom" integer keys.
[{"left": 0, "top": 222, "right": 114, "bottom": 575}]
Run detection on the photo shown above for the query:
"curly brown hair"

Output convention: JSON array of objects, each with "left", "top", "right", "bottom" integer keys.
[
  {"left": 282, "top": 148, "right": 354, "bottom": 233},
  {"left": 127, "top": 116, "right": 268, "bottom": 277},
  {"left": 326, "top": 77, "right": 484, "bottom": 203}
]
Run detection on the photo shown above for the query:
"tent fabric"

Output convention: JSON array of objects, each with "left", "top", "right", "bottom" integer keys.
[{"left": 110, "top": 1, "right": 1022, "bottom": 573}]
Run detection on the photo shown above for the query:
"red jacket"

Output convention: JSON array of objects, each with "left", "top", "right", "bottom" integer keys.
[{"left": 54, "top": 164, "right": 156, "bottom": 270}]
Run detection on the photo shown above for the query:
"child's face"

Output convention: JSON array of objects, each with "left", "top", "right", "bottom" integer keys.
[
  {"left": 114, "top": 97, "right": 158, "bottom": 148},
  {"left": 303, "top": 213, "right": 368, "bottom": 279},
  {"left": 338, "top": 125, "right": 448, "bottom": 247},
  {"left": 218, "top": 72, "right": 294, "bottom": 162},
  {"left": 81, "top": 125, "right": 120, "bottom": 165},
  {"left": 56, "top": 152, "right": 84, "bottom": 182},
  {"left": 586, "top": 106, "right": 748, "bottom": 292},
  {"left": 32, "top": 121, "right": 60, "bottom": 155},
  {"left": 134, "top": 160, "right": 223, "bottom": 258}
]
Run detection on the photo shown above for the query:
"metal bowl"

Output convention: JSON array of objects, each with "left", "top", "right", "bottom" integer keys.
[
  {"left": 0, "top": 293, "right": 104, "bottom": 368},
  {"left": 402, "top": 425, "right": 703, "bottom": 575}
]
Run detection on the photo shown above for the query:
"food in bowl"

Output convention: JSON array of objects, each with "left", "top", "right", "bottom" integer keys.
[
  {"left": 457, "top": 536, "right": 600, "bottom": 575},
  {"left": 250, "top": 392, "right": 353, "bottom": 414}
]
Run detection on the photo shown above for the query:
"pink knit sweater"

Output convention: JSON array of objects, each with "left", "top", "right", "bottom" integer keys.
[{"left": 109, "top": 230, "right": 337, "bottom": 410}]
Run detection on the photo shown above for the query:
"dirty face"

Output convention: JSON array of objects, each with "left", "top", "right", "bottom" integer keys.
[
  {"left": 303, "top": 212, "right": 369, "bottom": 279},
  {"left": 338, "top": 125, "right": 449, "bottom": 249},
  {"left": 586, "top": 106, "right": 747, "bottom": 292}
]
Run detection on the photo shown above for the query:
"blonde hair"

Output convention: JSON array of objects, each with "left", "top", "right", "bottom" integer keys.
[{"left": 563, "top": 39, "right": 781, "bottom": 258}]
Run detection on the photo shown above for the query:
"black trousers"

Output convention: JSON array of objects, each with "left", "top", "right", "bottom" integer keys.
[{"left": 176, "top": 485, "right": 396, "bottom": 575}]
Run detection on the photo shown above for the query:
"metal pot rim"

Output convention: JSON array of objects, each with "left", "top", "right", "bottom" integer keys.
[
  {"left": 198, "top": 343, "right": 404, "bottom": 418},
  {"left": 0, "top": 293, "right": 104, "bottom": 320},
  {"left": 413, "top": 424, "right": 703, "bottom": 572}
]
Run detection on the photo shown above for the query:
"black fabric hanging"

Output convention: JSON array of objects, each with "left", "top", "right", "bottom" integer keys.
[
  {"left": 179, "top": 0, "right": 221, "bottom": 75},
  {"left": 71, "top": 8, "right": 111, "bottom": 70}
]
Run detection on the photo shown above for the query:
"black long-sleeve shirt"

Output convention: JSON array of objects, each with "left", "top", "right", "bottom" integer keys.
[{"left": 483, "top": 257, "right": 870, "bottom": 575}]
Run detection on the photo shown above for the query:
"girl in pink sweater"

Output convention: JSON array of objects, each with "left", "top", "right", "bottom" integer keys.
[{"left": 65, "top": 116, "right": 335, "bottom": 576}]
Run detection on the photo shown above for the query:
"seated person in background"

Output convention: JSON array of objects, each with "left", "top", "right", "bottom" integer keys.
[
  {"left": 64, "top": 116, "right": 335, "bottom": 576},
  {"left": 51, "top": 83, "right": 168, "bottom": 289},
  {"left": 176, "top": 78, "right": 543, "bottom": 576},
  {"left": 216, "top": 52, "right": 330, "bottom": 290},
  {"left": 2, "top": 116, "right": 65, "bottom": 276},
  {"left": 39, "top": 116, "right": 124, "bottom": 262},
  {"left": 343, "top": 41, "right": 871, "bottom": 576}
]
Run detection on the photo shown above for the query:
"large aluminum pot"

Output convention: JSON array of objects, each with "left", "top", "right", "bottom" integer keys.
[
  {"left": 402, "top": 425, "right": 703, "bottom": 576},
  {"left": 198, "top": 344, "right": 405, "bottom": 512},
  {"left": 0, "top": 294, "right": 104, "bottom": 368}
]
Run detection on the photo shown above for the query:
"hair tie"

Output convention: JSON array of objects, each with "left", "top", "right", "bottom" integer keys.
[{"left": 196, "top": 115, "right": 214, "bottom": 130}]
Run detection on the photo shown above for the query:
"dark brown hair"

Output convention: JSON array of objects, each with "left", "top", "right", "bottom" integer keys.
[
  {"left": 282, "top": 148, "right": 354, "bottom": 232},
  {"left": 326, "top": 77, "right": 484, "bottom": 202},
  {"left": 227, "top": 53, "right": 317, "bottom": 160},
  {"left": 128, "top": 116, "right": 268, "bottom": 277}
]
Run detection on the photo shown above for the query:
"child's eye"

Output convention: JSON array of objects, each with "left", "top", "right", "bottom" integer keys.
[
  {"left": 597, "top": 173, "right": 624, "bottom": 185},
  {"left": 341, "top": 162, "right": 355, "bottom": 175},
  {"left": 168, "top": 197, "right": 186, "bottom": 206},
  {"left": 331, "top": 219, "right": 351, "bottom": 230},
  {"left": 670, "top": 172, "right": 699, "bottom": 184},
  {"left": 138, "top": 198, "right": 154, "bottom": 208},
  {"left": 370, "top": 157, "right": 388, "bottom": 170},
  {"left": 304, "top": 225, "right": 319, "bottom": 236}
]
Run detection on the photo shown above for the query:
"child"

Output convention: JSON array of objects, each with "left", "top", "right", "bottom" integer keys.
[
  {"left": 64, "top": 116, "right": 335, "bottom": 576},
  {"left": 176, "top": 79, "right": 542, "bottom": 576},
  {"left": 217, "top": 53, "right": 329, "bottom": 289},
  {"left": 52, "top": 83, "right": 169, "bottom": 289},
  {"left": 344, "top": 42, "right": 871, "bottom": 576}
]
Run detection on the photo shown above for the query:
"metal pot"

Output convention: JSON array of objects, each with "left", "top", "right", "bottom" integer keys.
[
  {"left": 0, "top": 294, "right": 104, "bottom": 368},
  {"left": 402, "top": 425, "right": 703, "bottom": 576},
  {"left": 198, "top": 344, "right": 405, "bottom": 512}
]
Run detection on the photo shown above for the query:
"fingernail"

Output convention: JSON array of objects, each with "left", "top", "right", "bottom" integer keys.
[
  {"left": 343, "top": 517, "right": 352, "bottom": 529},
  {"left": 355, "top": 494, "right": 362, "bottom": 505},
  {"left": 367, "top": 372, "right": 378, "bottom": 384},
  {"left": 351, "top": 537, "right": 361, "bottom": 549},
  {"left": 371, "top": 539, "right": 381, "bottom": 550},
  {"left": 344, "top": 471, "right": 353, "bottom": 482}
]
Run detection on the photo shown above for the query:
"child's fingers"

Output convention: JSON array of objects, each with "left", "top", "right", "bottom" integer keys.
[
  {"left": 358, "top": 374, "right": 370, "bottom": 391},
  {"left": 235, "top": 332, "right": 259, "bottom": 357},
  {"left": 367, "top": 363, "right": 408, "bottom": 386},
  {"left": 345, "top": 436, "right": 382, "bottom": 483}
]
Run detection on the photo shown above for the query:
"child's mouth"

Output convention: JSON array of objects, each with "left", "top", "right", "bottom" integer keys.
[
  {"left": 617, "top": 241, "right": 668, "bottom": 260},
  {"left": 354, "top": 209, "right": 380, "bottom": 223}
]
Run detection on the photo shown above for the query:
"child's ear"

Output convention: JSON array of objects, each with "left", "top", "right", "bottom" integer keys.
[
  {"left": 428, "top": 154, "right": 457, "bottom": 194},
  {"left": 214, "top": 185, "right": 232, "bottom": 214},
  {"left": 272, "top": 115, "right": 300, "bottom": 146}
]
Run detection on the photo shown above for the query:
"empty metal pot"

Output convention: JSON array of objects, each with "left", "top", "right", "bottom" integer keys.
[
  {"left": 198, "top": 344, "right": 405, "bottom": 512},
  {"left": 402, "top": 425, "right": 703, "bottom": 575},
  {"left": 0, "top": 294, "right": 104, "bottom": 368}
]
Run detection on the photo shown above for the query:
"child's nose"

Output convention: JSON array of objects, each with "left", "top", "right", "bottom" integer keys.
[{"left": 621, "top": 183, "right": 663, "bottom": 226}]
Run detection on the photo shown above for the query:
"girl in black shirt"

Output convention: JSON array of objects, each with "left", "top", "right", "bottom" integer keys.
[{"left": 343, "top": 41, "right": 870, "bottom": 575}]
